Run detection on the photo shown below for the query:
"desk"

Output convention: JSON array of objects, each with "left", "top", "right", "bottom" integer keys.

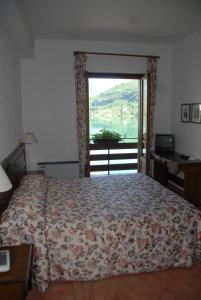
[{"left": 152, "top": 152, "right": 201, "bottom": 207}]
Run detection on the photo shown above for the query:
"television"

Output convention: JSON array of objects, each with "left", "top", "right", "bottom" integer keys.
[{"left": 155, "top": 134, "right": 175, "bottom": 153}]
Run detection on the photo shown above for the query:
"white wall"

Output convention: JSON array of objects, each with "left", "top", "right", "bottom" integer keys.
[
  {"left": 172, "top": 29, "right": 201, "bottom": 159},
  {"left": 0, "top": 30, "right": 23, "bottom": 161},
  {"left": 0, "top": 0, "right": 33, "bottom": 162},
  {"left": 21, "top": 39, "right": 172, "bottom": 172}
]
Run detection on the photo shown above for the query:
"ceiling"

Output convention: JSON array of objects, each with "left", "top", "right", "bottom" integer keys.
[{"left": 24, "top": 0, "right": 201, "bottom": 44}]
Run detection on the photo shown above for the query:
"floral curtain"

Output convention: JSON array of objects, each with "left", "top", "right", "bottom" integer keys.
[
  {"left": 146, "top": 57, "right": 157, "bottom": 176},
  {"left": 74, "top": 52, "right": 87, "bottom": 177},
  {"left": 147, "top": 57, "right": 157, "bottom": 150}
]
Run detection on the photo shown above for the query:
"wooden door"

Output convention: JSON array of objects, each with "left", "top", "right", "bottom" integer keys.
[{"left": 138, "top": 74, "right": 151, "bottom": 175}]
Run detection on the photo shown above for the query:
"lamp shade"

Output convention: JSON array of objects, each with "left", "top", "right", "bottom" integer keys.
[
  {"left": 21, "top": 132, "right": 38, "bottom": 144},
  {"left": 0, "top": 165, "right": 12, "bottom": 192}
]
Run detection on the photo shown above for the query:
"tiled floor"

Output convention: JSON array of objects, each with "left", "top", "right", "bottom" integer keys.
[{"left": 27, "top": 264, "right": 201, "bottom": 300}]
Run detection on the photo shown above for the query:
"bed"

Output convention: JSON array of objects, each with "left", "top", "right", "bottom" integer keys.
[{"left": 0, "top": 145, "right": 201, "bottom": 292}]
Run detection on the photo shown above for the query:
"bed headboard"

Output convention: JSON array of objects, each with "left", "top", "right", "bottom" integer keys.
[{"left": 0, "top": 143, "right": 26, "bottom": 214}]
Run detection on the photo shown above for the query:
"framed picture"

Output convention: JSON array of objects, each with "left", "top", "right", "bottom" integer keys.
[
  {"left": 181, "top": 104, "right": 190, "bottom": 123},
  {"left": 191, "top": 103, "right": 201, "bottom": 123}
]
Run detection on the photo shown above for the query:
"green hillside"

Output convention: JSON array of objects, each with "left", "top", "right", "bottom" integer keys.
[
  {"left": 90, "top": 81, "right": 138, "bottom": 108},
  {"left": 89, "top": 80, "right": 139, "bottom": 140}
]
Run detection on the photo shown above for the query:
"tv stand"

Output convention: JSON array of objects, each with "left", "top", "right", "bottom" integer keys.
[{"left": 152, "top": 151, "right": 201, "bottom": 207}]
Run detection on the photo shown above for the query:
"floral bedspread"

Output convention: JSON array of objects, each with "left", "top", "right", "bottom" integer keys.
[
  {"left": 0, "top": 175, "right": 49, "bottom": 291},
  {"left": 0, "top": 173, "right": 201, "bottom": 291},
  {"left": 46, "top": 174, "right": 201, "bottom": 283}
]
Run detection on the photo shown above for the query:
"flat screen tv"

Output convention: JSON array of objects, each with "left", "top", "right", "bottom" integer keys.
[{"left": 155, "top": 134, "right": 175, "bottom": 153}]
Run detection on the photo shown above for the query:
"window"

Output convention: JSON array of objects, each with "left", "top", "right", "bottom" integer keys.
[{"left": 87, "top": 73, "right": 142, "bottom": 176}]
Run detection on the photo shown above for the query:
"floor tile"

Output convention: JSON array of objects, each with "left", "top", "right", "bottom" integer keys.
[
  {"left": 73, "top": 281, "right": 94, "bottom": 300},
  {"left": 26, "top": 264, "right": 201, "bottom": 300},
  {"left": 159, "top": 290, "right": 177, "bottom": 300}
]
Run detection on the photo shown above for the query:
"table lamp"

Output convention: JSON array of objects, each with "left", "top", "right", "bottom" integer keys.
[
  {"left": 0, "top": 165, "right": 13, "bottom": 192},
  {"left": 21, "top": 132, "right": 38, "bottom": 144}
]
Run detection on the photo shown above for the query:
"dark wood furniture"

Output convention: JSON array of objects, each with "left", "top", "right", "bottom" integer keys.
[
  {"left": 152, "top": 151, "right": 201, "bottom": 207},
  {"left": 0, "top": 144, "right": 26, "bottom": 215},
  {"left": 0, "top": 244, "right": 32, "bottom": 300},
  {"left": 26, "top": 170, "right": 44, "bottom": 175}
]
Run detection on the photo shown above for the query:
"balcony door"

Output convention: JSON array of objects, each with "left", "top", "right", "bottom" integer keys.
[
  {"left": 138, "top": 74, "right": 151, "bottom": 175},
  {"left": 86, "top": 72, "right": 142, "bottom": 177}
]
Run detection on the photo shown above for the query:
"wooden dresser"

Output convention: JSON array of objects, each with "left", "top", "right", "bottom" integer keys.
[{"left": 152, "top": 152, "right": 201, "bottom": 207}]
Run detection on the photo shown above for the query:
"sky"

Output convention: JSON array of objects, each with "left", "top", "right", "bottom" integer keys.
[{"left": 89, "top": 78, "right": 132, "bottom": 96}]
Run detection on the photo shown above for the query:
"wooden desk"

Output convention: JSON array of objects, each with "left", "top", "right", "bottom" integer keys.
[
  {"left": 152, "top": 152, "right": 201, "bottom": 207},
  {"left": 0, "top": 244, "right": 32, "bottom": 300}
]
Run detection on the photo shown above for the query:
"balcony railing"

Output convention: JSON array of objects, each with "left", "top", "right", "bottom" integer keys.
[{"left": 89, "top": 139, "right": 138, "bottom": 175}]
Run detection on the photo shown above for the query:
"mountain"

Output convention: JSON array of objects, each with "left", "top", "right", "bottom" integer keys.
[
  {"left": 89, "top": 80, "right": 139, "bottom": 139},
  {"left": 90, "top": 81, "right": 138, "bottom": 108}
]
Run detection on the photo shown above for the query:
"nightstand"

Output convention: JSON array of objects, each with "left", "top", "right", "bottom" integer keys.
[
  {"left": 0, "top": 244, "right": 32, "bottom": 300},
  {"left": 26, "top": 170, "right": 44, "bottom": 175}
]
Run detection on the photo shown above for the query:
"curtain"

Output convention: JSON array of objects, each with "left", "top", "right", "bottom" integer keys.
[
  {"left": 147, "top": 57, "right": 157, "bottom": 149},
  {"left": 146, "top": 57, "right": 157, "bottom": 176},
  {"left": 74, "top": 52, "right": 87, "bottom": 177}
]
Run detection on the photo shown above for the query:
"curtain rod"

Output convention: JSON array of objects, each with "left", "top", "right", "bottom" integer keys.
[{"left": 74, "top": 51, "right": 160, "bottom": 59}]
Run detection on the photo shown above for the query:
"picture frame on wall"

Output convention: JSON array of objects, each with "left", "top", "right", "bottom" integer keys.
[
  {"left": 181, "top": 104, "right": 190, "bottom": 123},
  {"left": 191, "top": 103, "right": 201, "bottom": 123}
]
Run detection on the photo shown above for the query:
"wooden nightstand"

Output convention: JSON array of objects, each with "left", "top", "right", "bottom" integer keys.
[
  {"left": 0, "top": 244, "right": 32, "bottom": 300},
  {"left": 26, "top": 170, "right": 44, "bottom": 175}
]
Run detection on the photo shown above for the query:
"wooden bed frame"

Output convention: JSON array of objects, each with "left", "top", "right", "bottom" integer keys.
[{"left": 0, "top": 144, "right": 26, "bottom": 214}]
